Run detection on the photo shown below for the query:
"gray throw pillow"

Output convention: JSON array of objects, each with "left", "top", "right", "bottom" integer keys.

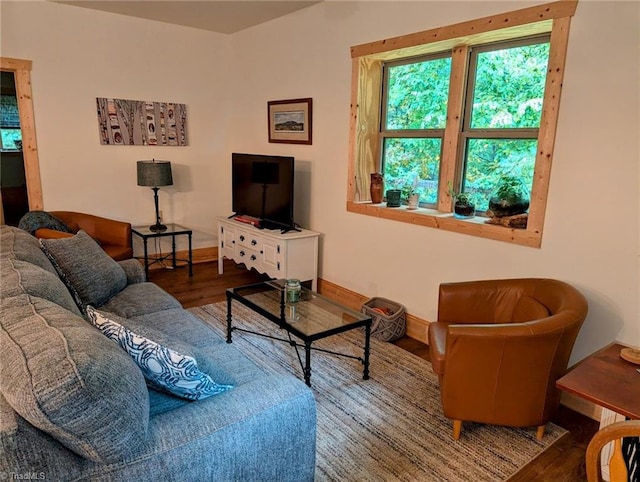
[{"left": 40, "top": 230, "right": 127, "bottom": 310}]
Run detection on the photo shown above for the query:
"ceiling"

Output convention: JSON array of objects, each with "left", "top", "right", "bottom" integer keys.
[{"left": 53, "top": 1, "right": 322, "bottom": 34}]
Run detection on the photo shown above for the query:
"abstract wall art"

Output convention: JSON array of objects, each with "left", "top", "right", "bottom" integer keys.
[{"left": 96, "top": 97, "right": 188, "bottom": 146}]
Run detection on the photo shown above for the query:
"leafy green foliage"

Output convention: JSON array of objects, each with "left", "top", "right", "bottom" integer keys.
[
  {"left": 386, "top": 56, "right": 451, "bottom": 130},
  {"left": 471, "top": 43, "right": 549, "bottom": 129},
  {"left": 464, "top": 138, "right": 536, "bottom": 211},
  {"left": 381, "top": 39, "right": 549, "bottom": 212},
  {"left": 493, "top": 175, "right": 528, "bottom": 202},
  {"left": 383, "top": 138, "right": 441, "bottom": 204}
]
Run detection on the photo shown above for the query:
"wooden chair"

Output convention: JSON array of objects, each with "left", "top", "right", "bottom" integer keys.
[{"left": 586, "top": 419, "right": 640, "bottom": 482}]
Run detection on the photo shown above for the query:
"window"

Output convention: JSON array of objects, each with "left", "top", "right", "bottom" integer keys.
[
  {"left": 382, "top": 54, "right": 451, "bottom": 205},
  {"left": 0, "top": 94, "right": 22, "bottom": 150},
  {"left": 347, "top": 1, "right": 576, "bottom": 247},
  {"left": 460, "top": 37, "right": 549, "bottom": 212}
]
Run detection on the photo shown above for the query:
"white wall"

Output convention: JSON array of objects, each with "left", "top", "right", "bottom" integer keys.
[
  {"left": 0, "top": 0, "right": 231, "bottom": 253},
  {"left": 227, "top": 0, "right": 640, "bottom": 363},
  {"left": 1, "top": 1, "right": 638, "bottom": 363}
]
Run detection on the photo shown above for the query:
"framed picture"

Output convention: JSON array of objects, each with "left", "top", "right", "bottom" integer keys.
[{"left": 268, "top": 98, "right": 312, "bottom": 145}]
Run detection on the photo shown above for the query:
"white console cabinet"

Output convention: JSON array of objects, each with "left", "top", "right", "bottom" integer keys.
[{"left": 217, "top": 217, "right": 320, "bottom": 290}]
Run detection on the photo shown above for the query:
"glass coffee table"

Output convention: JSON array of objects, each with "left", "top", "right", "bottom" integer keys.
[{"left": 226, "top": 280, "right": 372, "bottom": 387}]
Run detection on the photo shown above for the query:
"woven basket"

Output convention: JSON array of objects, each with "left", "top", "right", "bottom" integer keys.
[{"left": 361, "top": 297, "right": 406, "bottom": 342}]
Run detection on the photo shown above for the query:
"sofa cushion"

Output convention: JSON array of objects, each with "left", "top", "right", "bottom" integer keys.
[
  {"left": 99, "top": 282, "right": 181, "bottom": 317},
  {"left": 87, "top": 307, "right": 234, "bottom": 401},
  {"left": 0, "top": 295, "right": 149, "bottom": 463},
  {"left": 117, "top": 308, "right": 238, "bottom": 386},
  {"left": 0, "top": 225, "right": 57, "bottom": 275},
  {"left": 39, "top": 230, "right": 127, "bottom": 310},
  {"left": 0, "top": 258, "right": 81, "bottom": 316}
]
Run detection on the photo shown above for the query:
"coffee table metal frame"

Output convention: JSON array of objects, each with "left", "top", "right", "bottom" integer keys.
[{"left": 226, "top": 280, "right": 372, "bottom": 387}]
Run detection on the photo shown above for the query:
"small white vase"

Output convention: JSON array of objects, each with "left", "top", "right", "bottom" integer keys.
[{"left": 407, "top": 194, "right": 420, "bottom": 210}]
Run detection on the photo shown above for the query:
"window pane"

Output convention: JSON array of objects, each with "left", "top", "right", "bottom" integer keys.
[
  {"left": 471, "top": 42, "right": 549, "bottom": 129},
  {"left": 0, "top": 129, "right": 22, "bottom": 150},
  {"left": 385, "top": 57, "right": 451, "bottom": 130},
  {"left": 382, "top": 137, "right": 441, "bottom": 204},
  {"left": 463, "top": 138, "right": 537, "bottom": 211},
  {"left": 0, "top": 95, "right": 21, "bottom": 128}
]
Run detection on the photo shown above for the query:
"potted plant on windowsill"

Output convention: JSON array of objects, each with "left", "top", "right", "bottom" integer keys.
[
  {"left": 401, "top": 174, "right": 420, "bottom": 210},
  {"left": 488, "top": 175, "right": 530, "bottom": 218},
  {"left": 448, "top": 183, "right": 475, "bottom": 219},
  {"left": 385, "top": 188, "right": 402, "bottom": 207}
]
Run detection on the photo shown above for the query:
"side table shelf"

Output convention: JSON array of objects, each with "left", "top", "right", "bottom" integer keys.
[{"left": 132, "top": 223, "right": 193, "bottom": 279}]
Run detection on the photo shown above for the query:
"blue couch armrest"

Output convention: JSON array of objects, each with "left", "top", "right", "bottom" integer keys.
[{"left": 117, "top": 259, "right": 146, "bottom": 284}]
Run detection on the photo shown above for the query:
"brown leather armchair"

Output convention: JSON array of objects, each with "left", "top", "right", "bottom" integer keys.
[
  {"left": 428, "top": 278, "right": 588, "bottom": 440},
  {"left": 34, "top": 211, "right": 133, "bottom": 261}
]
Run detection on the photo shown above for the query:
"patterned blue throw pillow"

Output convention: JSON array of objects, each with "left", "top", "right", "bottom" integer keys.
[{"left": 86, "top": 306, "right": 233, "bottom": 400}]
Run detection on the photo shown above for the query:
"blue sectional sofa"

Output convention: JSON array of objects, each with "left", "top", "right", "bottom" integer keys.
[{"left": 0, "top": 225, "right": 316, "bottom": 481}]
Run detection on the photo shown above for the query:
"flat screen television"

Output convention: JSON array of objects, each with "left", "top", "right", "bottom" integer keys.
[{"left": 231, "top": 152, "right": 295, "bottom": 231}]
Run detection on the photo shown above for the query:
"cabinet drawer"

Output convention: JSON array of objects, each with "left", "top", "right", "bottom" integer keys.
[
  {"left": 237, "top": 229, "right": 260, "bottom": 249},
  {"left": 236, "top": 246, "right": 260, "bottom": 269}
]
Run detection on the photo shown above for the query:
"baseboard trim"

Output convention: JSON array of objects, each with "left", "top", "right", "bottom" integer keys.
[{"left": 316, "top": 279, "right": 430, "bottom": 344}]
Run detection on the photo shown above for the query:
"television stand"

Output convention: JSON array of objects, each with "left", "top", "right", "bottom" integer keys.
[
  {"left": 218, "top": 216, "right": 319, "bottom": 290},
  {"left": 231, "top": 214, "right": 261, "bottom": 228},
  {"left": 259, "top": 219, "right": 301, "bottom": 233}
]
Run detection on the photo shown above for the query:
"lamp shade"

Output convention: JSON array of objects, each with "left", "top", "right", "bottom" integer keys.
[{"left": 137, "top": 160, "right": 173, "bottom": 187}]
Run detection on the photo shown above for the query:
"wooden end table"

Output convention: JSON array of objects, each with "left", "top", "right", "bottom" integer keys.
[{"left": 556, "top": 342, "right": 639, "bottom": 480}]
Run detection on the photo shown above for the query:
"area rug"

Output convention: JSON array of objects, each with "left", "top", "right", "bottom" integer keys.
[{"left": 190, "top": 302, "right": 568, "bottom": 482}]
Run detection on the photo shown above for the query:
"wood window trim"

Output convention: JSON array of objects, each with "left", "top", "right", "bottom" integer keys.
[
  {"left": 0, "top": 57, "right": 43, "bottom": 211},
  {"left": 346, "top": 1, "right": 577, "bottom": 248}
]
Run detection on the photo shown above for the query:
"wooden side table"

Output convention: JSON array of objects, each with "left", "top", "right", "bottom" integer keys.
[
  {"left": 132, "top": 223, "right": 193, "bottom": 279},
  {"left": 557, "top": 342, "right": 640, "bottom": 480}
]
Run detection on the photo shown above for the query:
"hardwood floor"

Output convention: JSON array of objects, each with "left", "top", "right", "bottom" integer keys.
[{"left": 151, "top": 260, "right": 599, "bottom": 481}]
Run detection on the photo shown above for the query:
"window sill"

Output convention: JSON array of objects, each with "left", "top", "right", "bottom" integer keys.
[{"left": 346, "top": 201, "right": 542, "bottom": 248}]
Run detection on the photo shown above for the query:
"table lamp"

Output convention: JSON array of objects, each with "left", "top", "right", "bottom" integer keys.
[{"left": 137, "top": 159, "right": 173, "bottom": 231}]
